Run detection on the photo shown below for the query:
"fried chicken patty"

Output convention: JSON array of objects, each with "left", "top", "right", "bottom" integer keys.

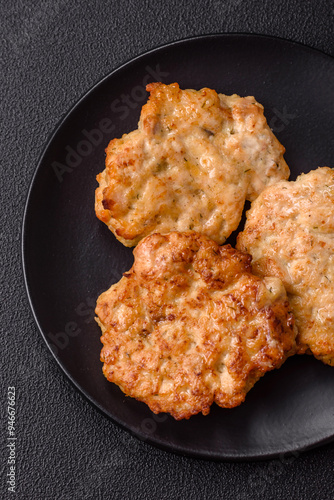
[
  {"left": 237, "top": 167, "right": 334, "bottom": 366},
  {"left": 95, "top": 83, "right": 289, "bottom": 247},
  {"left": 95, "top": 232, "right": 296, "bottom": 419}
]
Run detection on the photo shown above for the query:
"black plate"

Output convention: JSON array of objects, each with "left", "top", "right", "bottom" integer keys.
[{"left": 22, "top": 34, "right": 334, "bottom": 460}]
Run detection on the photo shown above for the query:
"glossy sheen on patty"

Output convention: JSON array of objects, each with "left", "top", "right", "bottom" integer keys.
[
  {"left": 95, "top": 83, "right": 289, "bottom": 246},
  {"left": 95, "top": 232, "right": 296, "bottom": 419},
  {"left": 237, "top": 167, "right": 334, "bottom": 366}
]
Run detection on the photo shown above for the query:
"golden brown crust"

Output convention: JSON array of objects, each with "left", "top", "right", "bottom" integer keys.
[
  {"left": 95, "top": 83, "right": 289, "bottom": 247},
  {"left": 95, "top": 232, "right": 296, "bottom": 419},
  {"left": 237, "top": 167, "right": 334, "bottom": 366}
]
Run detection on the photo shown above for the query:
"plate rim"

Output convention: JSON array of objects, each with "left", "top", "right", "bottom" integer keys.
[{"left": 22, "top": 32, "right": 334, "bottom": 461}]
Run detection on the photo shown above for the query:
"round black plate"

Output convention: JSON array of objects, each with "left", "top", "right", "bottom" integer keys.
[{"left": 23, "top": 34, "right": 334, "bottom": 460}]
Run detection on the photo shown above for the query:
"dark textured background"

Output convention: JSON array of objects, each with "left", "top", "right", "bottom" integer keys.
[{"left": 1, "top": 1, "right": 334, "bottom": 498}]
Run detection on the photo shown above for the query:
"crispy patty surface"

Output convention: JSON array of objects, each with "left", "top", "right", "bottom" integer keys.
[
  {"left": 237, "top": 167, "right": 334, "bottom": 366},
  {"left": 95, "top": 83, "right": 289, "bottom": 247},
  {"left": 95, "top": 232, "right": 296, "bottom": 419}
]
